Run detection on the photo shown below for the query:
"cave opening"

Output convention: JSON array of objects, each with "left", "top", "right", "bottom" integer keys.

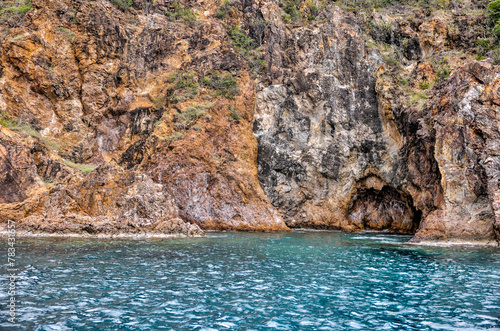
[{"left": 347, "top": 185, "right": 422, "bottom": 234}]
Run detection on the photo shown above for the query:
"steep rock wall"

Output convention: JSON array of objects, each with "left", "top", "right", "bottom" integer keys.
[
  {"left": 411, "top": 61, "right": 500, "bottom": 242},
  {"left": 254, "top": 7, "right": 421, "bottom": 233},
  {"left": 254, "top": 3, "right": 500, "bottom": 243},
  {"left": 0, "top": 0, "right": 287, "bottom": 235},
  {"left": 0, "top": 0, "right": 499, "bottom": 243}
]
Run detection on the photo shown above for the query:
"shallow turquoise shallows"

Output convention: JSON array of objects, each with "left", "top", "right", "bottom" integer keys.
[{"left": 1, "top": 232, "right": 500, "bottom": 330}]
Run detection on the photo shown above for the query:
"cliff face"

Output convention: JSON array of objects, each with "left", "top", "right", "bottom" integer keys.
[
  {"left": 0, "top": 0, "right": 499, "bottom": 243},
  {"left": 0, "top": 0, "right": 287, "bottom": 235},
  {"left": 254, "top": 7, "right": 414, "bottom": 232},
  {"left": 412, "top": 61, "right": 500, "bottom": 242},
  {"left": 255, "top": 2, "right": 500, "bottom": 243},
  {"left": 254, "top": 1, "right": 500, "bottom": 243}
]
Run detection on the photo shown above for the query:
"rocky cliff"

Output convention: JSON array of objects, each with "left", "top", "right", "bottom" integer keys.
[
  {"left": 0, "top": 0, "right": 499, "bottom": 244},
  {"left": 0, "top": 0, "right": 287, "bottom": 236}
]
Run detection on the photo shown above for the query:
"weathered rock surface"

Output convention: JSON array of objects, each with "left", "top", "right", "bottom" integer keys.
[
  {"left": 0, "top": 0, "right": 499, "bottom": 243},
  {"left": 254, "top": 3, "right": 500, "bottom": 244},
  {"left": 255, "top": 7, "right": 421, "bottom": 233},
  {"left": 1, "top": 164, "right": 203, "bottom": 236},
  {"left": 411, "top": 61, "right": 500, "bottom": 242},
  {"left": 0, "top": 0, "right": 287, "bottom": 235},
  {"left": 0, "top": 127, "right": 46, "bottom": 204}
]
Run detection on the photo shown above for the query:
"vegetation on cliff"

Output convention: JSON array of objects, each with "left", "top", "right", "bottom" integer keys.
[{"left": 0, "top": 0, "right": 498, "bottom": 242}]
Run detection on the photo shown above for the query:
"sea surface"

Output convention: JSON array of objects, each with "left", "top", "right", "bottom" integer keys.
[{"left": 1, "top": 231, "right": 500, "bottom": 330}]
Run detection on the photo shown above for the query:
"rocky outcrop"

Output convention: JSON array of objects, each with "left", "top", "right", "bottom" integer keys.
[
  {"left": 254, "top": 2, "right": 499, "bottom": 243},
  {"left": 0, "top": 0, "right": 287, "bottom": 235},
  {"left": 0, "top": 164, "right": 203, "bottom": 236},
  {"left": 0, "top": 0, "right": 499, "bottom": 243},
  {"left": 0, "top": 127, "right": 46, "bottom": 204},
  {"left": 254, "top": 7, "right": 421, "bottom": 233},
  {"left": 411, "top": 61, "right": 500, "bottom": 242}
]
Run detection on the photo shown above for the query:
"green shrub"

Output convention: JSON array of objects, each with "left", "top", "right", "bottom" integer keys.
[
  {"left": 435, "top": 64, "right": 451, "bottom": 82},
  {"left": 305, "top": 1, "right": 318, "bottom": 21},
  {"left": 248, "top": 55, "right": 267, "bottom": 75},
  {"left": 280, "top": 0, "right": 302, "bottom": 23},
  {"left": 493, "top": 23, "right": 500, "bottom": 38},
  {"left": 166, "top": 0, "right": 197, "bottom": 23},
  {"left": 489, "top": 0, "right": 500, "bottom": 21},
  {"left": 167, "top": 72, "right": 199, "bottom": 103},
  {"left": 476, "top": 38, "right": 496, "bottom": 56},
  {"left": 228, "top": 25, "right": 266, "bottom": 75},
  {"left": 0, "top": 112, "right": 19, "bottom": 130},
  {"left": 17, "top": 3, "right": 31, "bottom": 13},
  {"left": 177, "top": 105, "right": 207, "bottom": 125},
  {"left": 162, "top": 132, "right": 184, "bottom": 142},
  {"left": 58, "top": 27, "right": 75, "bottom": 41},
  {"left": 230, "top": 26, "right": 255, "bottom": 54},
  {"left": 202, "top": 71, "right": 238, "bottom": 99},
  {"left": 168, "top": 72, "right": 198, "bottom": 89},
  {"left": 63, "top": 159, "right": 97, "bottom": 175},
  {"left": 419, "top": 82, "right": 430, "bottom": 90},
  {"left": 112, "top": 0, "right": 133, "bottom": 11},
  {"left": 229, "top": 105, "right": 241, "bottom": 121},
  {"left": 216, "top": 0, "right": 232, "bottom": 19},
  {"left": 252, "top": 17, "right": 267, "bottom": 46},
  {"left": 489, "top": 0, "right": 500, "bottom": 38},
  {"left": 0, "top": 0, "right": 32, "bottom": 22}
]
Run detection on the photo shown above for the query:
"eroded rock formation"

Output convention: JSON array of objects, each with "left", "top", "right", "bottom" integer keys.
[
  {"left": 411, "top": 61, "right": 500, "bottom": 242},
  {"left": 254, "top": 1, "right": 500, "bottom": 243},
  {"left": 0, "top": 0, "right": 499, "bottom": 243},
  {"left": 0, "top": 0, "right": 287, "bottom": 235}
]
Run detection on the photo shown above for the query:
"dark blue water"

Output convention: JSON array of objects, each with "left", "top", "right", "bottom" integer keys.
[{"left": 1, "top": 232, "right": 500, "bottom": 330}]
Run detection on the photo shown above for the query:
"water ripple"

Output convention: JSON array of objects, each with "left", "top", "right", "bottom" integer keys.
[{"left": 1, "top": 232, "right": 499, "bottom": 330}]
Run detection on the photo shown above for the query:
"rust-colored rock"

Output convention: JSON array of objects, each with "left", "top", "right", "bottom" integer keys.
[
  {"left": 0, "top": 165, "right": 203, "bottom": 236},
  {"left": 0, "top": 0, "right": 499, "bottom": 244},
  {"left": 0, "top": 0, "right": 287, "bottom": 235},
  {"left": 411, "top": 60, "right": 500, "bottom": 243}
]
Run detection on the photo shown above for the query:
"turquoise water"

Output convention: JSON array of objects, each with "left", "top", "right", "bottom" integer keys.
[{"left": 1, "top": 232, "right": 500, "bottom": 330}]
